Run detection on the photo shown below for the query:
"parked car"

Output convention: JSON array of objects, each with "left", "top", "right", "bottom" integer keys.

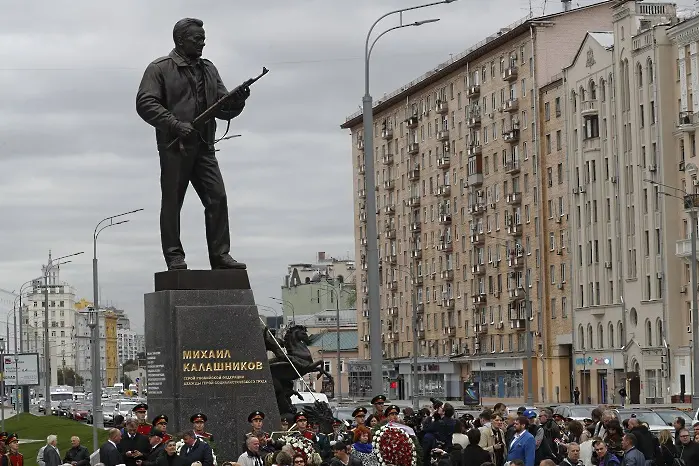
[
  {"left": 114, "top": 400, "right": 138, "bottom": 419},
  {"left": 71, "top": 402, "right": 92, "bottom": 423},
  {"left": 613, "top": 408, "right": 672, "bottom": 437},
  {"left": 57, "top": 400, "right": 75, "bottom": 417},
  {"left": 553, "top": 404, "right": 597, "bottom": 421},
  {"left": 653, "top": 408, "right": 693, "bottom": 427},
  {"left": 103, "top": 401, "right": 116, "bottom": 426}
]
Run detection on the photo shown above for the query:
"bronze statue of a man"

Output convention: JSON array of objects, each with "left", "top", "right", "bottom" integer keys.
[{"left": 136, "top": 18, "right": 248, "bottom": 271}]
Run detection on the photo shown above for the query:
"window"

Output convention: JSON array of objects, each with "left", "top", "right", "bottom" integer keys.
[
  {"left": 555, "top": 97, "right": 561, "bottom": 117},
  {"left": 544, "top": 102, "right": 550, "bottom": 121},
  {"left": 556, "top": 130, "right": 562, "bottom": 151},
  {"left": 545, "top": 134, "right": 552, "bottom": 154}
]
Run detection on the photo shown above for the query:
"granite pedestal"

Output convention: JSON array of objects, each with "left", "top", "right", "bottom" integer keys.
[{"left": 145, "top": 269, "right": 280, "bottom": 461}]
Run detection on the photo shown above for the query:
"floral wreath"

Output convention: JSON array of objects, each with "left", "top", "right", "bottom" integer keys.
[
  {"left": 279, "top": 435, "right": 321, "bottom": 466},
  {"left": 175, "top": 438, "right": 218, "bottom": 465},
  {"left": 371, "top": 424, "right": 417, "bottom": 466}
]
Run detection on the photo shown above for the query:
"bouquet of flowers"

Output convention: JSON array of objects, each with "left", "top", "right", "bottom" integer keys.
[
  {"left": 280, "top": 435, "right": 321, "bottom": 466},
  {"left": 175, "top": 438, "right": 218, "bottom": 465},
  {"left": 371, "top": 425, "right": 417, "bottom": 466}
]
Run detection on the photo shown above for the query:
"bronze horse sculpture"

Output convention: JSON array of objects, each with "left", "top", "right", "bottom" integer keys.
[{"left": 267, "top": 324, "right": 333, "bottom": 415}]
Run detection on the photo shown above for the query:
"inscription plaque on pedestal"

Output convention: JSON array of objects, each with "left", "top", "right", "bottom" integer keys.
[{"left": 145, "top": 269, "right": 280, "bottom": 461}]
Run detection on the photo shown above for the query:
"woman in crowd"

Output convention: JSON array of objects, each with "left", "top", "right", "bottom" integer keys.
[{"left": 349, "top": 426, "right": 377, "bottom": 466}]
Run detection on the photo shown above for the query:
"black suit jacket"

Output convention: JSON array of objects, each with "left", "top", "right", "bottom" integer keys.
[
  {"left": 120, "top": 432, "right": 150, "bottom": 466},
  {"left": 100, "top": 441, "right": 124, "bottom": 466},
  {"left": 143, "top": 442, "right": 166, "bottom": 466},
  {"left": 179, "top": 439, "right": 214, "bottom": 466}
]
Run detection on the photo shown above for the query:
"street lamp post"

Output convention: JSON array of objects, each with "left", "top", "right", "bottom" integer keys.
[
  {"left": 43, "top": 251, "right": 84, "bottom": 419},
  {"left": 17, "top": 279, "right": 36, "bottom": 413},
  {"left": 364, "top": 0, "right": 456, "bottom": 397},
  {"left": 270, "top": 297, "right": 296, "bottom": 324},
  {"left": 92, "top": 208, "right": 142, "bottom": 450}
]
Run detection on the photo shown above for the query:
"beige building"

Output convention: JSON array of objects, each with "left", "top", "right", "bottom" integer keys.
[
  {"left": 564, "top": 1, "right": 683, "bottom": 405},
  {"left": 342, "top": 2, "right": 614, "bottom": 403},
  {"left": 668, "top": 12, "right": 699, "bottom": 403}
]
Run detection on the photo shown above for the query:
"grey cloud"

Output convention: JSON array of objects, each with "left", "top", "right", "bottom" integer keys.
[{"left": 0, "top": 0, "right": 542, "bottom": 330}]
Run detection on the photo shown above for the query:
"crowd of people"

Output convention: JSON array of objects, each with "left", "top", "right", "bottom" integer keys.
[{"left": 15, "top": 398, "right": 699, "bottom": 466}]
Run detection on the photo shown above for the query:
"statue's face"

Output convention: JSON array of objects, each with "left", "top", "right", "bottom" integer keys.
[{"left": 180, "top": 25, "right": 205, "bottom": 59}]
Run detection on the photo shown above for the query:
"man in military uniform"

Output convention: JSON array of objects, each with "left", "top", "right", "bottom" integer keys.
[
  {"left": 151, "top": 415, "right": 172, "bottom": 443},
  {"left": 371, "top": 395, "right": 387, "bottom": 423},
  {"left": 2, "top": 434, "right": 22, "bottom": 466},
  {"left": 294, "top": 413, "right": 318, "bottom": 443},
  {"left": 133, "top": 403, "right": 152, "bottom": 436},
  {"left": 351, "top": 407, "right": 367, "bottom": 432},
  {"left": 384, "top": 405, "right": 400, "bottom": 424},
  {"left": 244, "top": 411, "right": 273, "bottom": 454},
  {"left": 191, "top": 413, "right": 214, "bottom": 442}
]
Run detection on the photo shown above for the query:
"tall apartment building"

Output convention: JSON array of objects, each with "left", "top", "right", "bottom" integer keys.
[
  {"left": 75, "top": 309, "right": 120, "bottom": 388},
  {"left": 564, "top": 1, "right": 682, "bottom": 404},
  {"left": 118, "top": 329, "right": 145, "bottom": 364},
  {"left": 21, "top": 253, "right": 79, "bottom": 386},
  {"left": 668, "top": 11, "right": 699, "bottom": 403},
  {"left": 342, "top": 2, "right": 614, "bottom": 402}
]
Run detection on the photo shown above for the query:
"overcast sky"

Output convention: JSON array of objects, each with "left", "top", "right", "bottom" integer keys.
[{"left": 0, "top": 0, "right": 600, "bottom": 332}]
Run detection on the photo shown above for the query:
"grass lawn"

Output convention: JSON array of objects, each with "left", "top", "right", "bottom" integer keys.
[{"left": 4, "top": 413, "right": 109, "bottom": 463}]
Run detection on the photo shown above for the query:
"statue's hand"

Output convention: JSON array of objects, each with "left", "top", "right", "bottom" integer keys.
[
  {"left": 174, "top": 121, "right": 195, "bottom": 137},
  {"left": 231, "top": 85, "right": 251, "bottom": 103}
]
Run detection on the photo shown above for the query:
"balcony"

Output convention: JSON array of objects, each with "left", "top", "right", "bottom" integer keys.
[
  {"left": 503, "top": 98, "right": 519, "bottom": 113},
  {"left": 506, "top": 192, "right": 521, "bottom": 205},
  {"left": 437, "top": 185, "right": 451, "bottom": 197},
  {"left": 581, "top": 100, "right": 598, "bottom": 117},
  {"left": 440, "top": 269, "right": 454, "bottom": 281},
  {"left": 677, "top": 238, "right": 699, "bottom": 258},
  {"left": 386, "top": 254, "right": 397, "bottom": 265},
  {"left": 507, "top": 224, "right": 522, "bottom": 236},
  {"left": 410, "top": 222, "right": 421, "bottom": 232},
  {"left": 436, "top": 100, "right": 448, "bottom": 114},
  {"left": 385, "top": 331, "right": 397, "bottom": 342},
  {"left": 510, "top": 319, "right": 526, "bottom": 330},
  {"left": 359, "top": 211, "right": 367, "bottom": 222},
  {"left": 472, "top": 263, "right": 486, "bottom": 275},
  {"left": 384, "top": 204, "right": 395, "bottom": 215},
  {"left": 505, "top": 159, "right": 520, "bottom": 174},
  {"left": 408, "top": 142, "right": 419, "bottom": 154},
  {"left": 408, "top": 166, "right": 420, "bottom": 181},
  {"left": 466, "top": 84, "right": 480, "bottom": 98},
  {"left": 407, "top": 196, "right": 420, "bottom": 207},
  {"left": 442, "top": 298, "right": 455, "bottom": 310},
  {"left": 467, "top": 144, "right": 482, "bottom": 156},
  {"left": 470, "top": 234, "right": 484, "bottom": 245},
  {"left": 417, "top": 329, "right": 425, "bottom": 339},
  {"left": 381, "top": 127, "right": 393, "bottom": 139},
  {"left": 413, "top": 275, "right": 423, "bottom": 286},
  {"left": 439, "top": 213, "right": 452, "bottom": 225},
  {"left": 508, "top": 254, "right": 524, "bottom": 269},
  {"left": 411, "top": 248, "right": 422, "bottom": 259},
  {"left": 469, "top": 203, "right": 486, "bottom": 215},
  {"left": 387, "top": 307, "right": 398, "bottom": 316},
  {"left": 388, "top": 280, "right": 398, "bottom": 291},
  {"left": 416, "top": 302, "right": 424, "bottom": 314},
  {"left": 503, "top": 66, "right": 518, "bottom": 81},
  {"left": 358, "top": 164, "right": 365, "bottom": 175},
  {"left": 582, "top": 137, "right": 600, "bottom": 152},
  {"left": 467, "top": 113, "right": 481, "bottom": 128},
  {"left": 406, "top": 115, "right": 419, "bottom": 128},
  {"left": 678, "top": 111, "right": 696, "bottom": 133},
  {"left": 360, "top": 237, "right": 367, "bottom": 246},
  {"left": 468, "top": 172, "right": 483, "bottom": 186},
  {"left": 383, "top": 180, "right": 395, "bottom": 190},
  {"left": 382, "top": 154, "right": 394, "bottom": 165},
  {"left": 358, "top": 189, "right": 366, "bottom": 199},
  {"left": 503, "top": 128, "right": 520, "bottom": 143},
  {"left": 437, "top": 156, "right": 450, "bottom": 169},
  {"left": 443, "top": 326, "right": 456, "bottom": 337},
  {"left": 437, "top": 129, "right": 449, "bottom": 141},
  {"left": 509, "top": 287, "right": 525, "bottom": 300},
  {"left": 384, "top": 228, "right": 396, "bottom": 239},
  {"left": 474, "top": 323, "right": 488, "bottom": 334},
  {"left": 472, "top": 293, "right": 487, "bottom": 305},
  {"left": 437, "top": 240, "right": 453, "bottom": 252},
  {"left": 356, "top": 139, "right": 364, "bottom": 150}
]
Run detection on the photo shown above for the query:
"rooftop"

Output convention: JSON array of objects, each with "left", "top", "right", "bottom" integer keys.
[
  {"left": 310, "top": 330, "right": 359, "bottom": 352},
  {"left": 341, "top": 0, "right": 615, "bottom": 129}
]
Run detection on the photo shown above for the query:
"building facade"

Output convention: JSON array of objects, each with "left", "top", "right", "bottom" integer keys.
[
  {"left": 117, "top": 329, "right": 145, "bottom": 364},
  {"left": 342, "top": 2, "right": 615, "bottom": 402},
  {"left": 281, "top": 252, "right": 356, "bottom": 324},
  {"left": 21, "top": 255, "right": 79, "bottom": 387},
  {"left": 564, "top": 1, "right": 682, "bottom": 404},
  {"left": 75, "top": 310, "right": 116, "bottom": 388},
  {"left": 668, "top": 10, "right": 699, "bottom": 403}
]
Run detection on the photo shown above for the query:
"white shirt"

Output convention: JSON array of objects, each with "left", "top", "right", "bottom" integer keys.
[{"left": 510, "top": 431, "right": 522, "bottom": 449}]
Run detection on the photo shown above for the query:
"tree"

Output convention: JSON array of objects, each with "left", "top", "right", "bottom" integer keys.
[
  {"left": 57, "top": 368, "right": 84, "bottom": 386},
  {"left": 122, "top": 359, "right": 139, "bottom": 372}
]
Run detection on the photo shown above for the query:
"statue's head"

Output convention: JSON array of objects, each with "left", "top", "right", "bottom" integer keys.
[
  {"left": 286, "top": 325, "right": 310, "bottom": 344},
  {"left": 173, "top": 18, "right": 205, "bottom": 60}
]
